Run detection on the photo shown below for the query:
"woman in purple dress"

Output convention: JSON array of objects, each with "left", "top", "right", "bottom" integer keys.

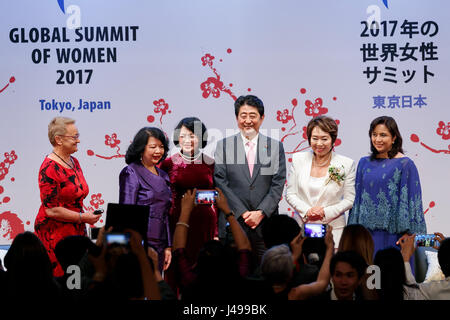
[
  {"left": 119, "top": 127, "right": 172, "bottom": 273},
  {"left": 160, "top": 117, "right": 217, "bottom": 263},
  {"left": 348, "top": 116, "right": 427, "bottom": 256}
]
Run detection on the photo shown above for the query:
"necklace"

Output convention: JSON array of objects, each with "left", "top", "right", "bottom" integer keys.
[
  {"left": 53, "top": 152, "right": 83, "bottom": 189},
  {"left": 313, "top": 154, "right": 331, "bottom": 167},
  {"left": 53, "top": 151, "right": 74, "bottom": 169},
  {"left": 178, "top": 150, "right": 202, "bottom": 162}
]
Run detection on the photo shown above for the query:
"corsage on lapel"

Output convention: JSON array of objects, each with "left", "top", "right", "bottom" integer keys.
[{"left": 326, "top": 165, "right": 345, "bottom": 186}]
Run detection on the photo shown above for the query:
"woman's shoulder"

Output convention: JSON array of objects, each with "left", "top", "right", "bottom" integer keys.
[
  {"left": 202, "top": 153, "right": 215, "bottom": 166},
  {"left": 333, "top": 153, "right": 355, "bottom": 166},
  {"left": 120, "top": 162, "right": 138, "bottom": 176},
  {"left": 291, "top": 151, "right": 312, "bottom": 162}
]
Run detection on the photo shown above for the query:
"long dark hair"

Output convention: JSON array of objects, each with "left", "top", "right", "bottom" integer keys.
[
  {"left": 369, "top": 116, "right": 403, "bottom": 159},
  {"left": 125, "top": 127, "right": 169, "bottom": 165},
  {"left": 374, "top": 247, "right": 407, "bottom": 300}
]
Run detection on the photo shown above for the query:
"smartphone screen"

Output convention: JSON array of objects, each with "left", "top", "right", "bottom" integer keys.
[
  {"left": 195, "top": 190, "right": 218, "bottom": 204},
  {"left": 106, "top": 233, "right": 130, "bottom": 245},
  {"left": 304, "top": 223, "right": 327, "bottom": 238},
  {"left": 415, "top": 234, "right": 437, "bottom": 247}
]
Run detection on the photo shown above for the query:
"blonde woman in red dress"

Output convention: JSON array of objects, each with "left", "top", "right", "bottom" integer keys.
[{"left": 35, "top": 117, "right": 101, "bottom": 277}]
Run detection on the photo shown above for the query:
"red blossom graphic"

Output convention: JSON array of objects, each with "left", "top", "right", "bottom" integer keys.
[
  {"left": 304, "top": 98, "right": 328, "bottom": 117},
  {"left": 276, "top": 89, "right": 339, "bottom": 155},
  {"left": 151, "top": 98, "right": 171, "bottom": 125},
  {"left": 83, "top": 193, "right": 105, "bottom": 227},
  {"left": 201, "top": 77, "right": 224, "bottom": 99},
  {"left": 0, "top": 163, "right": 9, "bottom": 181},
  {"left": 277, "top": 109, "right": 293, "bottom": 124},
  {"left": 0, "top": 211, "right": 24, "bottom": 241},
  {"left": 87, "top": 133, "right": 125, "bottom": 160},
  {"left": 0, "top": 150, "right": 16, "bottom": 183},
  {"left": 105, "top": 133, "right": 121, "bottom": 148},
  {"left": 436, "top": 121, "right": 450, "bottom": 140},
  {"left": 4, "top": 151, "right": 18, "bottom": 165},
  {"left": 411, "top": 120, "right": 450, "bottom": 155},
  {"left": 201, "top": 53, "right": 215, "bottom": 67},
  {"left": 200, "top": 51, "right": 237, "bottom": 101},
  {"left": 89, "top": 193, "right": 105, "bottom": 209}
]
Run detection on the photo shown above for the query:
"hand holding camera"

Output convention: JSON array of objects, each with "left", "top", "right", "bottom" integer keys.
[
  {"left": 214, "top": 187, "right": 231, "bottom": 214},
  {"left": 181, "top": 188, "right": 197, "bottom": 215}
]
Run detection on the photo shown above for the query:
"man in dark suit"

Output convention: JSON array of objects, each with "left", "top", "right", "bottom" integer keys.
[{"left": 214, "top": 95, "right": 286, "bottom": 267}]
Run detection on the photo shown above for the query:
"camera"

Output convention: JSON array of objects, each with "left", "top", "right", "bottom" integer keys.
[
  {"left": 304, "top": 223, "right": 327, "bottom": 238},
  {"left": 105, "top": 232, "right": 130, "bottom": 246},
  {"left": 195, "top": 189, "right": 218, "bottom": 204},
  {"left": 415, "top": 234, "right": 439, "bottom": 248}
]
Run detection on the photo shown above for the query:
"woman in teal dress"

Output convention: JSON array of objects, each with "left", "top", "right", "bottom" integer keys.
[{"left": 348, "top": 116, "right": 426, "bottom": 255}]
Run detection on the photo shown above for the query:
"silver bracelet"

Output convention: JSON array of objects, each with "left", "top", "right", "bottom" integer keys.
[
  {"left": 176, "top": 222, "right": 190, "bottom": 228},
  {"left": 79, "top": 211, "right": 83, "bottom": 223}
]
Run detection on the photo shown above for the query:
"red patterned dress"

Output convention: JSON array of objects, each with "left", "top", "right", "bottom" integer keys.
[{"left": 34, "top": 156, "right": 89, "bottom": 277}]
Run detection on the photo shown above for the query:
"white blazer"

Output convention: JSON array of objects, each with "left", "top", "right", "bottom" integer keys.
[{"left": 286, "top": 151, "right": 356, "bottom": 245}]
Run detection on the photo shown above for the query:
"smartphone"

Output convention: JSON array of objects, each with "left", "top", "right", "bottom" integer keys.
[
  {"left": 195, "top": 189, "right": 218, "bottom": 204},
  {"left": 304, "top": 223, "right": 327, "bottom": 238},
  {"left": 415, "top": 234, "right": 438, "bottom": 247},
  {"left": 105, "top": 232, "right": 130, "bottom": 245},
  {"left": 93, "top": 209, "right": 104, "bottom": 215}
]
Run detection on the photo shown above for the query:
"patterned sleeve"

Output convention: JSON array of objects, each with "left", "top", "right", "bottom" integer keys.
[
  {"left": 39, "top": 162, "right": 62, "bottom": 209},
  {"left": 399, "top": 159, "right": 426, "bottom": 234}
]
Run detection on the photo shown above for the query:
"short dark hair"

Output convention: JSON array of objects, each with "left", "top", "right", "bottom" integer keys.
[
  {"left": 306, "top": 116, "right": 338, "bottom": 146},
  {"left": 369, "top": 116, "right": 404, "bottom": 159},
  {"left": 330, "top": 251, "right": 367, "bottom": 279},
  {"left": 173, "top": 117, "right": 208, "bottom": 149},
  {"left": 234, "top": 95, "right": 264, "bottom": 117},
  {"left": 262, "top": 214, "right": 301, "bottom": 249},
  {"left": 438, "top": 238, "right": 450, "bottom": 277},
  {"left": 125, "top": 127, "right": 169, "bottom": 165}
]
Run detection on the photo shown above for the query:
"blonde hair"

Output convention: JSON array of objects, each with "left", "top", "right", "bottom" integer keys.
[
  {"left": 338, "top": 224, "right": 374, "bottom": 265},
  {"left": 48, "top": 117, "right": 75, "bottom": 146}
]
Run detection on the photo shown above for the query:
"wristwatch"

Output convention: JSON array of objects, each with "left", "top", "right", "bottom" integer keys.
[{"left": 224, "top": 211, "right": 234, "bottom": 220}]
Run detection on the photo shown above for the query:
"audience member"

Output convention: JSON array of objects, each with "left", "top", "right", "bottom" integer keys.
[
  {"left": 172, "top": 188, "right": 252, "bottom": 301},
  {"left": 398, "top": 232, "right": 450, "bottom": 299},
  {"left": 3, "top": 231, "right": 61, "bottom": 301},
  {"left": 288, "top": 226, "right": 335, "bottom": 300},
  {"left": 86, "top": 229, "right": 162, "bottom": 300},
  {"left": 326, "top": 251, "right": 367, "bottom": 300},
  {"left": 337, "top": 224, "right": 377, "bottom": 299},
  {"left": 374, "top": 247, "right": 421, "bottom": 300},
  {"left": 261, "top": 214, "right": 319, "bottom": 285}
]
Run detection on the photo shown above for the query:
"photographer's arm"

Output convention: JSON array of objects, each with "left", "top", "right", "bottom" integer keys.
[
  {"left": 289, "top": 226, "right": 334, "bottom": 300},
  {"left": 215, "top": 188, "right": 251, "bottom": 251},
  {"left": 127, "top": 229, "right": 161, "bottom": 300},
  {"left": 173, "top": 189, "right": 196, "bottom": 250}
]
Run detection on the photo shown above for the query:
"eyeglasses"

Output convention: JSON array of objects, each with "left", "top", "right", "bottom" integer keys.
[{"left": 60, "top": 134, "right": 80, "bottom": 140}]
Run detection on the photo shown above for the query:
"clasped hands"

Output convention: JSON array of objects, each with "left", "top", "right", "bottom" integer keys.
[
  {"left": 305, "top": 206, "right": 325, "bottom": 222},
  {"left": 242, "top": 210, "right": 264, "bottom": 229}
]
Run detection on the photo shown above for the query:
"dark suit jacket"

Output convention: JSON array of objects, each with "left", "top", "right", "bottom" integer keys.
[{"left": 214, "top": 133, "right": 286, "bottom": 238}]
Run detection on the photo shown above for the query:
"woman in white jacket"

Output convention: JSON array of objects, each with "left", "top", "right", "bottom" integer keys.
[{"left": 286, "top": 116, "right": 356, "bottom": 247}]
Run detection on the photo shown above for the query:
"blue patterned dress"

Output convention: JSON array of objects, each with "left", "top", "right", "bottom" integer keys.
[{"left": 348, "top": 156, "right": 426, "bottom": 253}]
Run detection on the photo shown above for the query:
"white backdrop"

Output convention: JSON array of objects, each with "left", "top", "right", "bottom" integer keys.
[{"left": 0, "top": 0, "right": 449, "bottom": 244}]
